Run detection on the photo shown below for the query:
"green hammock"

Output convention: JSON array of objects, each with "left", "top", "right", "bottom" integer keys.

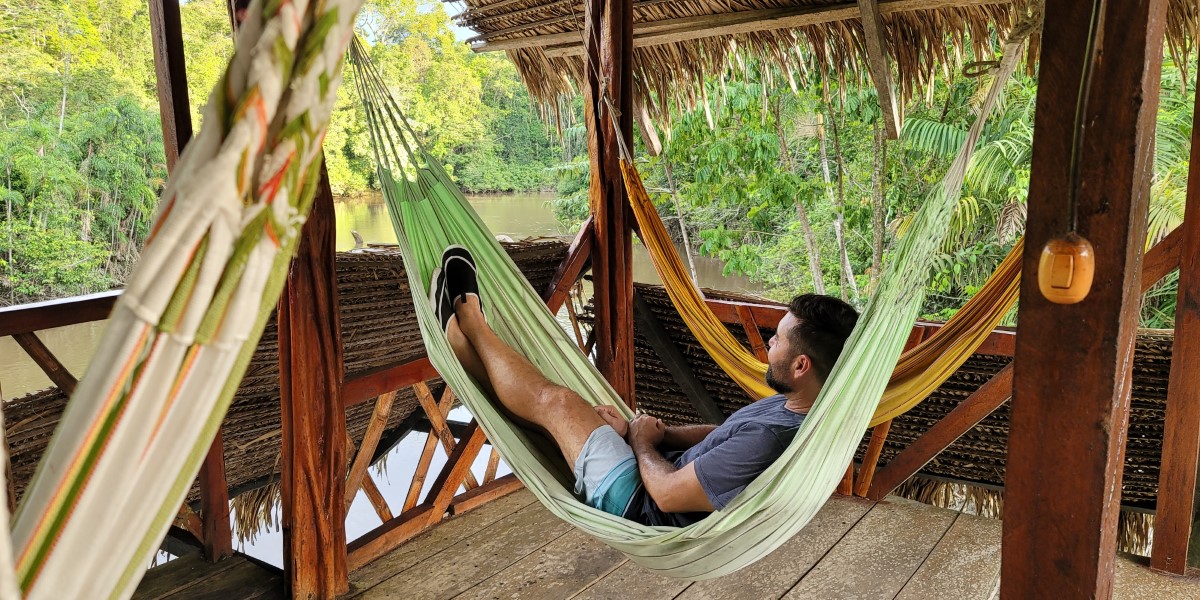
[{"left": 349, "top": 20, "right": 1028, "bottom": 577}]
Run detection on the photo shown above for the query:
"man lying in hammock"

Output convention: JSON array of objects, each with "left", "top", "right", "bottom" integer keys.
[{"left": 431, "top": 246, "right": 858, "bottom": 527}]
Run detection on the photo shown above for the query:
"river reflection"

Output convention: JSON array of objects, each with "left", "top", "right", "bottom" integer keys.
[
  {"left": 1, "top": 192, "right": 766, "bottom": 399},
  {"left": 336, "top": 191, "right": 767, "bottom": 296}
]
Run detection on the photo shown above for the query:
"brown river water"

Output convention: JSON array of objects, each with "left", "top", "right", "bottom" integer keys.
[{"left": 1, "top": 192, "right": 765, "bottom": 400}]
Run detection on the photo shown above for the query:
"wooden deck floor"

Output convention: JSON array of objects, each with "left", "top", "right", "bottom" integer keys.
[{"left": 349, "top": 489, "right": 1200, "bottom": 599}]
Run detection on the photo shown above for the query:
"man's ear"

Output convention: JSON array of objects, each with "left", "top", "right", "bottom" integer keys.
[{"left": 792, "top": 354, "right": 813, "bottom": 379}]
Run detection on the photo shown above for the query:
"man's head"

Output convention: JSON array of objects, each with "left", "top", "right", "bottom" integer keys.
[{"left": 765, "top": 294, "right": 858, "bottom": 395}]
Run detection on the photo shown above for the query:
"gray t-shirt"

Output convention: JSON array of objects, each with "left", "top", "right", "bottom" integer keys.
[{"left": 622, "top": 394, "right": 805, "bottom": 527}]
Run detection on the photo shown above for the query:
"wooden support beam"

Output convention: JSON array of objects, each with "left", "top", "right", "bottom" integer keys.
[
  {"left": 343, "top": 357, "right": 438, "bottom": 407},
  {"left": 279, "top": 163, "right": 348, "bottom": 598},
  {"left": 853, "top": 420, "right": 892, "bottom": 497},
  {"left": 586, "top": 0, "right": 637, "bottom": 407},
  {"left": 633, "top": 291, "right": 725, "bottom": 424},
  {"left": 543, "top": 217, "right": 594, "bottom": 313},
  {"left": 736, "top": 305, "right": 769, "bottom": 362},
  {"left": 483, "top": 448, "right": 501, "bottom": 484},
  {"left": 148, "top": 0, "right": 193, "bottom": 170},
  {"left": 0, "top": 290, "right": 120, "bottom": 337},
  {"left": 867, "top": 363, "right": 1013, "bottom": 500},
  {"left": 345, "top": 392, "right": 398, "bottom": 512},
  {"left": 836, "top": 463, "right": 854, "bottom": 496},
  {"left": 1003, "top": 0, "right": 1167, "bottom": 595},
  {"left": 404, "top": 384, "right": 457, "bottom": 511},
  {"left": 359, "top": 474, "right": 395, "bottom": 523},
  {"left": 12, "top": 332, "right": 77, "bottom": 394},
  {"left": 198, "top": 430, "right": 233, "bottom": 562},
  {"left": 150, "top": 1, "right": 233, "bottom": 566},
  {"left": 346, "top": 474, "right": 523, "bottom": 571},
  {"left": 413, "top": 383, "right": 480, "bottom": 489},
  {"left": 1141, "top": 225, "right": 1184, "bottom": 292},
  {"left": 856, "top": 0, "right": 901, "bottom": 139},
  {"left": 474, "top": 0, "right": 1007, "bottom": 54},
  {"left": 1150, "top": 74, "right": 1200, "bottom": 574},
  {"left": 425, "top": 421, "right": 488, "bottom": 516}
]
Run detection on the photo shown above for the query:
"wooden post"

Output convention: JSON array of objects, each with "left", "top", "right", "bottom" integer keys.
[
  {"left": 279, "top": 164, "right": 348, "bottom": 598},
  {"left": 148, "top": 0, "right": 193, "bottom": 171},
  {"left": 583, "top": 0, "right": 636, "bottom": 406},
  {"left": 1150, "top": 68, "right": 1200, "bottom": 573},
  {"left": 149, "top": 0, "right": 233, "bottom": 563},
  {"left": 1003, "top": 1, "right": 1167, "bottom": 597}
]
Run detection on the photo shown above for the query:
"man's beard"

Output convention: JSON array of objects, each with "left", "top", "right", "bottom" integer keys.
[{"left": 765, "top": 361, "right": 792, "bottom": 394}]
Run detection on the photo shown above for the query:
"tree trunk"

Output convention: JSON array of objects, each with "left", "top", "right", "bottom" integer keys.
[
  {"left": 773, "top": 99, "right": 825, "bottom": 294},
  {"left": 870, "top": 122, "right": 888, "bottom": 293},
  {"left": 58, "top": 53, "right": 70, "bottom": 136},
  {"left": 661, "top": 160, "right": 699, "bottom": 282},
  {"left": 827, "top": 111, "right": 859, "bottom": 302}
]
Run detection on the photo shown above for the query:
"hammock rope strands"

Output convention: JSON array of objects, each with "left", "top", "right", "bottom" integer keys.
[
  {"left": 350, "top": 10, "right": 1034, "bottom": 577},
  {"left": 6, "top": 2, "right": 365, "bottom": 598}
]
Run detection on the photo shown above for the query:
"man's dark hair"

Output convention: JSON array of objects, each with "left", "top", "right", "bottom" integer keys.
[{"left": 786, "top": 294, "right": 859, "bottom": 383}]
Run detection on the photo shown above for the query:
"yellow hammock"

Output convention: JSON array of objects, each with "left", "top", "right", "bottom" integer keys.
[{"left": 623, "top": 160, "right": 1022, "bottom": 427}]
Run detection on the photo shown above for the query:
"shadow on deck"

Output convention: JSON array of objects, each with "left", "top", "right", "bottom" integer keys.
[{"left": 347, "top": 489, "right": 1200, "bottom": 599}]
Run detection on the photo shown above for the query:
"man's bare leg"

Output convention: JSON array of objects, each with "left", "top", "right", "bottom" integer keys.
[{"left": 448, "top": 295, "right": 604, "bottom": 466}]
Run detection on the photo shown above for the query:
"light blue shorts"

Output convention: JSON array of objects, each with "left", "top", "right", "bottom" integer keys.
[{"left": 573, "top": 425, "right": 641, "bottom": 516}]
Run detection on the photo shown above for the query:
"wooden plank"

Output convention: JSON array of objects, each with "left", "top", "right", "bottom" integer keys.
[
  {"left": 483, "top": 0, "right": 1008, "bottom": 55},
  {"left": 1003, "top": 0, "right": 1167, "bottom": 596},
  {"left": 483, "top": 448, "right": 501, "bottom": 484},
  {"left": 198, "top": 429, "right": 233, "bottom": 562},
  {"left": 783, "top": 498, "right": 957, "bottom": 598},
  {"left": 348, "top": 489, "right": 536, "bottom": 591},
  {"left": 632, "top": 290, "right": 725, "bottom": 423},
  {"left": 455, "top": 529, "right": 627, "bottom": 600},
  {"left": 586, "top": 0, "right": 637, "bottom": 407},
  {"left": 351, "top": 502, "right": 572, "bottom": 599},
  {"left": 837, "top": 463, "right": 854, "bottom": 496},
  {"left": 543, "top": 217, "right": 594, "bottom": 313},
  {"left": 425, "top": 422, "right": 488, "bottom": 514},
  {"left": 736, "top": 304, "right": 769, "bottom": 362},
  {"left": 448, "top": 474, "right": 524, "bottom": 515},
  {"left": 402, "top": 432, "right": 439, "bottom": 511},
  {"left": 868, "top": 363, "right": 1013, "bottom": 500},
  {"left": 571, "top": 559, "right": 690, "bottom": 600},
  {"left": 148, "top": 0, "right": 193, "bottom": 170},
  {"left": 895, "top": 512, "right": 1002, "bottom": 599},
  {"left": 413, "top": 382, "right": 480, "bottom": 489},
  {"left": 1151, "top": 73, "right": 1200, "bottom": 574},
  {"left": 148, "top": 556, "right": 283, "bottom": 600},
  {"left": 857, "top": 0, "right": 901, "bottom": 139},
  {"left": 12, "top": 332, "right": 77, "bottom": 394},
  {"left": 343, "top": 358, "right": 437, "bottom": 407},
  {"left": 359, "top": 474, "right": 394, "bottom": 523},
  {"left": 1141, "top": 225, "right": 1184, "bottom": 292},
  {"left": 676, "top": 495, "right": 874, "bottom": 599},
  {"left": 853, "top": 420, "right": 891, "bottom": 497},
  {"left": 0, "top": 290, "right": 120, "bottom": 337},
  {"left": 345, "top": 392, "right": 398, "bottom": 511},
  {"left": 133, "top": 553, "right": 243, "bottom": 600},
  {"left": 278, "top": 163, "right": 348, "bottom": 598}
]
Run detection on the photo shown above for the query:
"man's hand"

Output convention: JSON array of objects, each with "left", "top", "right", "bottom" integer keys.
[
  {"left": 594, "top": 405, "right": 629, "bottom": 438},
  {"left": 628, "top": 414, "right": 665, "bottom": 447}
]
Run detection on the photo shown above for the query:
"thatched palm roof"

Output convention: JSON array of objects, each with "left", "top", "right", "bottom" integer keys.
[{"left": 461, "top": 0, "right": 1197, "bottom": 122}]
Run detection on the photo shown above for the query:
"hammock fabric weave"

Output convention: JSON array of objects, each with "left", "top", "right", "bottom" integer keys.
[{"left": 351, "top": 15, "right": 1032, "bottom": 577}]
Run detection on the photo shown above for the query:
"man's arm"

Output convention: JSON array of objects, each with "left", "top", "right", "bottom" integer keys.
[
  {"left": 661, "top": 424, "right": 716, "bottom": 451},
  {"left": 628, "top": 415, "right": 715, "bottom": 514}
]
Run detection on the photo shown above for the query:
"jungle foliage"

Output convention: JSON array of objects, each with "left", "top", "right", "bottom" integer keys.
[{"left": 0, "top": 0, "right": 558, "bottom": 304}]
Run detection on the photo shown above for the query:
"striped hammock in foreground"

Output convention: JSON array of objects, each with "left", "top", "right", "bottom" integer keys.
[
  {"left": 0, "top": 2, "right": 366, "bottom": 599},
  {"left": 350, "top": 25, "right": 1028, "bottom": 578}
]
